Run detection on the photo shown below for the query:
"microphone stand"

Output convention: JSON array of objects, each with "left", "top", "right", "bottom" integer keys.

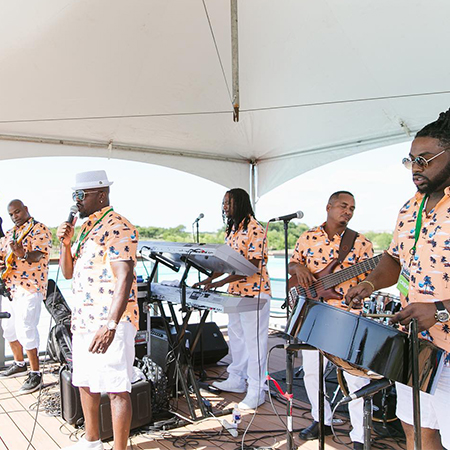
[
  {"left": 195, "top": 220, "right": 200, "bottom": 246},
  {"left": 193, "top": 219, "right": 206, "bottom": 382},
  {"left": 282, "top": 218, "right": 325, "bottom": 450},
  {"left": 282, "top": 218, "right": 296, "bottom": 450}
]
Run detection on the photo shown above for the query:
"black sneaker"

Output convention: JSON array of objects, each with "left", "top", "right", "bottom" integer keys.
[
  {"left": 0, "top": 362, "right": 27, "bottom": 378},
  {"left": 19, "top": 372, "right": 42, "bottom": 394}
]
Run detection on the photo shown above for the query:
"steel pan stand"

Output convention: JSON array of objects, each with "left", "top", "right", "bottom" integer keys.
[
  {"left": 362, "top": 394, "right": 373, "bottom": 449},
  {"left": 411, "top": 318, "right": 422, "bottom": 450}
]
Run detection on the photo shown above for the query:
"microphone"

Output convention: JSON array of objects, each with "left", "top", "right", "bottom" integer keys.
[
  {"left": 67, "top": 205, "right": 79, "bottom": 225},
  {"left": 269, "top": 211, "right": 304, "bottom": 222},
  {"left": 0, "top": 312, "right": 11, "bottom": 319},
  {"left": 340, "top": 378, "right": 393, "bottom": 405},
  {"left": 193, "top": 213, "right": 204, "bottom": 224}
]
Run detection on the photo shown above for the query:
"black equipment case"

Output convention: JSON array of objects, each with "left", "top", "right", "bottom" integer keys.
[{"left": 59, "top": 366, "right": 152, "bottom": 441}]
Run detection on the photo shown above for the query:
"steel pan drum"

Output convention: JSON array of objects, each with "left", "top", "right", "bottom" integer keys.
[
  {"left": 363, "top": 291, "right": 402, "bottom": 326},
  {"left": 286, "top": 297, "right": 444, "bottom": 394}
]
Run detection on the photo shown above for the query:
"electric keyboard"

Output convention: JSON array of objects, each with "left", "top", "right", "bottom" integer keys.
[
  {"left": 139, "top": 241, "right": 258, "bottom": 276},
  {"left": 149, "top": 282, "right": 267, "bottom": 314}
]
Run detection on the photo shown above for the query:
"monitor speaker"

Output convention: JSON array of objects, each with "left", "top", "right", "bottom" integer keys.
[{"left": 187, "top": 322, "right": 228, "bottom": 366}]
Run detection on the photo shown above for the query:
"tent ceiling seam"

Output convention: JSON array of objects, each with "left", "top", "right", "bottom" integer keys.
[
  {"left": 0, "top": 134, "right": 248, "bottom": 164},
  {"left": 259, "top": 131, "right": 415, "bottom": 163}
]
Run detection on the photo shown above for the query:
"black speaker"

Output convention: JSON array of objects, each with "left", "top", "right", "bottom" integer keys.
[
  {"left": 135, "top": 316, "right": 170, "bottom": 360},
  {"left": 149, "top": 326, "right": 190, "bottom": 371},
  {"left": 137, "top": 281, "right": 149, "bottom": 331},
  {"left": 59, "top": 367, "right": 152, "bottom": 441},
  {"left": 187, "top": 322, "right": 228, "bottom": 366}
]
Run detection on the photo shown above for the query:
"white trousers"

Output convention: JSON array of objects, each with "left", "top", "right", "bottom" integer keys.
[
  {"left": 226, "top": 294, "right": 271, "bottom": 392},
  {"left": 396, "top": 366, "right": 450, "bottom": 448},
  {"left": 302, "top": 350, "right": 370, "bottom": 444},
  {"left": 1, "top": 292, "right": 42, "bottom": 350}
]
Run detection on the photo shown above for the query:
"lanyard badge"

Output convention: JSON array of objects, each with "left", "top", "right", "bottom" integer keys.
[
  {"left": 396, "top": 195, "right": 428, "bottom": 297},
  {"left": 397, "top": 265, "right": 410, "bottom": 297}
]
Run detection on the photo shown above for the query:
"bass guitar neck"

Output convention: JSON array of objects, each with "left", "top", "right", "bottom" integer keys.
[{"left": 289, "top": 253, "right": 382, "bottom": 303}]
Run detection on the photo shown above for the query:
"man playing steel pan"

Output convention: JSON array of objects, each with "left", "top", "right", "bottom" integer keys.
[{"left": 347, "top": 108, "right": 450, "bottom": 450}]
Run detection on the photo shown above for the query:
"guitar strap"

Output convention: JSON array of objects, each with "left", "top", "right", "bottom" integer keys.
[{"left": 337, "top": 228, "right": 358, "bottom": 263}]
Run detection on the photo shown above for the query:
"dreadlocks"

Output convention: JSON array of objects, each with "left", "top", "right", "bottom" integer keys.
[
  {"left": 416, "top": 108, "right": 450, "bottom": 149},
  {"left": 224, "top": 188, "right": 255, "bottom": 237}
]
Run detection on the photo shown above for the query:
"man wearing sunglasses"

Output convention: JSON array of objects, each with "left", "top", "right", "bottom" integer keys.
[
  {"left": 347, "top": 109, "right": 450, "bottom": 450},
  {"left": 0, "top": 200, "right": 51, "bottom": 393},
  {"left": 57, "top": 170, "right": 139, "bottom": 450}
]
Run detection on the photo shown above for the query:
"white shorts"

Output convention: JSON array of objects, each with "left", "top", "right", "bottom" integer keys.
[
  {"left": 396, "top": 366, "right": 450, "bottom": 448},
  {"left": 1, "top": 292, "right": 42, "bottom": 350},
  {"left": 72, "top": 322, "right": 136, "bottom": 393}
]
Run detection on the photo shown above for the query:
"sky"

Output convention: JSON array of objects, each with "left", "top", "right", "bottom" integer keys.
[{"left": 0, "top": 140, "right": 416, "bottom": 234}]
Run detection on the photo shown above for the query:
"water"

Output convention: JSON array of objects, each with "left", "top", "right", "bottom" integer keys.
[{"left": 3, "top": 256, "right": 289, "bottom": 357}]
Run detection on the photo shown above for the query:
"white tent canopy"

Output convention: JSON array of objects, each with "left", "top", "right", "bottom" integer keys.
[{"left": 0, "top": 0, "right": 449, "bottom": 198}]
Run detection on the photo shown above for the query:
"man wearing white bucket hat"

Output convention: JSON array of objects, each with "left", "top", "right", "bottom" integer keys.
[{"left": 57, "top": 170, "right": 139, "bottom": 450}]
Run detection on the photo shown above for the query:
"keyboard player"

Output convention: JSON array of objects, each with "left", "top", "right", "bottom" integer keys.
[{"left": 193, "top": 188, "right": 271, "bottom": 410}]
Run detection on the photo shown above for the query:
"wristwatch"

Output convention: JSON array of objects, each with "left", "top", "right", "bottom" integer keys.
[
  {"left": 107, "top": 320, "right": 118, "bottom": 331},
  {"left": 434, "top": 301, "right": 450, "bottom": 323}
]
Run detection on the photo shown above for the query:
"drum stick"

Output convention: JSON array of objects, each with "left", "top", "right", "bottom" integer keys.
[
  {"left": 346, "top": 300, "right": 354, "bottom": 311},
  {"left": 363, "top": 313, "right": 393, "bottom": 319}
]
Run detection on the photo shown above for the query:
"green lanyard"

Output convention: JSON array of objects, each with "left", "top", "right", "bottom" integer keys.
[
  {"left": 74, "top": 208, "right": 113, "bottom": 258},
  {"left": 410, "top": 194, "right": 428, "bottom": 256}
]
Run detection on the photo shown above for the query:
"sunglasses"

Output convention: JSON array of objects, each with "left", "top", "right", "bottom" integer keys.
[
  {"left": 402, "top": 150, "right": 446, "bottom": 170},
  {"left": 72, "top": 189, "right": 101, "bottom": 202}
]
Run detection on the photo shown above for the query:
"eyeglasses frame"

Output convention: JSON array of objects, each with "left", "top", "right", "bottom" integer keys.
[{"left": 402, "top": 150, "right": 446, "bottom": 170}]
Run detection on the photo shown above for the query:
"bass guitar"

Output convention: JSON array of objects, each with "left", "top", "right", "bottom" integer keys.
[{"left": 288, "top": 253, "right": 382, "bottom": 305}]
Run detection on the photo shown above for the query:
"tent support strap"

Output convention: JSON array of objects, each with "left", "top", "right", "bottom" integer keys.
[{"left": 231, "top": 0, "right": 239, "bottom": 122}]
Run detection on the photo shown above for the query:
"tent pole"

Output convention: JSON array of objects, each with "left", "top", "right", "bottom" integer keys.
[
  {"left": 250, "top": 161, "right": 257, "bottom": 210},
  {"left": 231, "top": 0, "right": 239, "bottom": 122}
]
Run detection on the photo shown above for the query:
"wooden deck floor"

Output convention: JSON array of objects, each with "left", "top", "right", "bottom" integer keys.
[{"left": 0, "top": 331, "right": 405, "bottom": 450}]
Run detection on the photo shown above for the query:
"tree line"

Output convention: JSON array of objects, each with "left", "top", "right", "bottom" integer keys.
[{"left": 49, "top": 223, "right": 392, "bottom": 256}]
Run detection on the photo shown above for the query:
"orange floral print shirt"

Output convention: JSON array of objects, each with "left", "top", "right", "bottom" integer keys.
[
  {"left": 290, "top": 223, "right": 374, "bottom": 309},
  {"left": 225, "top": 216, "right": 272, "bottom": 297},
  {"left": 388, "top": 188, "right": 450, "bottom": 353},
  {"left": 0, "top": 218, "right": 51, "bottom": 296},
  {"left": 71, "top": 207, "right": 139, "bottom": 334}
]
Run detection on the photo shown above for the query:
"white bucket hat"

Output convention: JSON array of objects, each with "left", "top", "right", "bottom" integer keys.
[{"left": 71, "top": 170, "right": 114, "bottom": 190}]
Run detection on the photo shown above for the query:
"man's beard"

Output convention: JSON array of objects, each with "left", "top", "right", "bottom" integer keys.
[{"left": 417, "top": 160, "right": 450, "bottom": 194}]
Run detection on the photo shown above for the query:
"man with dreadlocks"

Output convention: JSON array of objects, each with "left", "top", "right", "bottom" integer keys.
[
  {"left": 194, "top": 188, "right": 271, "bottom": 410},
  {"left": 347, "top": 108, "right": 450, "bottom": 450}
]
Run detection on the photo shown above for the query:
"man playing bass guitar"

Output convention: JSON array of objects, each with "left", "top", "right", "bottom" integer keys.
[{"left": 288, "top": 191, "right": 374, "bottom": 450}]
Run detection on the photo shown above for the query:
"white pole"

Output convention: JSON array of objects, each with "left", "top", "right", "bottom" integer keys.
[{"left": 231, "top": 0, "right": 239, "bottom": 122}]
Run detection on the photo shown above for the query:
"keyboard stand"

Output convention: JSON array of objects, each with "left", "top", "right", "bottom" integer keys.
[{"left": 147, "top": 256, "right": 212, "bottom": 420}]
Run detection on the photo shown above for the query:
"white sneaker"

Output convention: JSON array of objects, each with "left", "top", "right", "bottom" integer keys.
[
  {"left": 62, "top": 437, "right": 104, "bottom": 450},
  {"left": 212, "top": 378, "right": 247, "bottom": 393},
  {"left": 238, "top": 390, "right": 266, "bottom": 410}
]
